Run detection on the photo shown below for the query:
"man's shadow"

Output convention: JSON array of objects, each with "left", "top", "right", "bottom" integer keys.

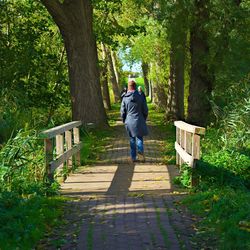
[{"left": 107, "top": 163, "right": 135, "bottom": 195}]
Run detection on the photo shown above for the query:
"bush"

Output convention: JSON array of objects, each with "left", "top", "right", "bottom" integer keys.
[
  {"left": 0, "top": 192, "right": 65, "bottom": 249},
  {"left": 0, "top": 130, "right": 58, "bottom": 195}
]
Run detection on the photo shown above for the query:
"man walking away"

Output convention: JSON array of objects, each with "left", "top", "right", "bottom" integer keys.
[
  {"left": 120, "top": 86, "right": 127, "bottom": 101},
  {"left": 138, "top": 86, "right": 146, "bottom": 102},
  {"left": 120, "top": 80, "right": 148, "bottom": 162}
]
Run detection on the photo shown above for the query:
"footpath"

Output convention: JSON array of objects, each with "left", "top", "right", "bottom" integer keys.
[{"left": 39, "top": 118, "right": 198, "bottom": 249}]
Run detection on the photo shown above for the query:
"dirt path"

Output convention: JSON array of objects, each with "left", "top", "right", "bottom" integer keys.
[{"left": 39, "top": 120, "right": 198, "bottom": 249}]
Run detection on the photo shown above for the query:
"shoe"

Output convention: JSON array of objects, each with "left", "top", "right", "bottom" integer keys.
[
  {"left": 138, "top": 152, "right": 145, "bottom": 162},
  {"left": 129, "top": 158, "right": 137, "bottom": 164}
]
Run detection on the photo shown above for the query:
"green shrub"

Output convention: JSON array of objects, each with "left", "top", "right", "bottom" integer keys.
[
  {"left": 0, "top": 130, "right": 58, "bottom": 195},
  {"left": 0, "top": 192, "right": 65, "bottom": 249},
  {"left": 183, "top": 188, "right": 250, "bottom": 249}
]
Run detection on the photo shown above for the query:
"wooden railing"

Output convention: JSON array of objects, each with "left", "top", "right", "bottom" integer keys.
[
  {"left": 174, "top": 121, "right": 205, "bottom": 185},
  {"left": 41, "top": 121, "right": 82, "bottom": 182}
]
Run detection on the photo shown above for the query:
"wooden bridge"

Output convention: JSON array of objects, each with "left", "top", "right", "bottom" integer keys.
[{"left": 41, "top": 118, "right": 205, "bottom": 249}]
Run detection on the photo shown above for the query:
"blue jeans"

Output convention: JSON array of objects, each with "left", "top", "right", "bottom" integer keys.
[{"left": 130, "top": 136, "right": 144, "bottom": 160}]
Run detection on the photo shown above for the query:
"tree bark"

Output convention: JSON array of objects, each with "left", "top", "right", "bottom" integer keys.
[
  {"left": 152, "top": 63, "right": 168, "bottom": 110},
  {"left": 166, "top": 52, "right": 176, "bottom": 119},
  {"left": 187, "top": 0, "right": 212, "bottom": 126},
  {"left": 165, "top": 0, "right": 187, "bottom": 121},
  {"left": 100, "top": 43, "right": 111, "bottom": 110},
  {"left": 111, "top": 50, "right": 121, "bottom": 87},
  {"left": 141, "top": 62, "right": 150, "bottom": 96},
  {"left": 107, "top": 47, "right": 120, "bottom": 103},
  {"left": 166, "top": 44, "right": 185, "bottom": 121},
  {"left": 41, "top": 0, "right": 107, "bottom": 126}
]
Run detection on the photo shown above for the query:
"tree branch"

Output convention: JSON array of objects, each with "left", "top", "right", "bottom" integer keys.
[{"left": 41, "top": 0, "right": 68, "bottom": 29}]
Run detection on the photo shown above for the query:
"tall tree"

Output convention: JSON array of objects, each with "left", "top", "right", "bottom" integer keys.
[
  {"left": 141, "top": 62, "right": 149, "bottom": 96},
  {"left": 100, "top": 43, "right": 111, "bottom": 110},
  {"left": 106, "top": 47, "right": 120, "bottom": 103},
  {"left": 0, "top": 0, "right": 70, "bottom": 139},
  {"left": 187, "top": 0, "right": 212, "bottom": 126},
  {"left": 41, "top": 0, "right": 107, "bottom": 126},
  {"left": 165, "top": 0, "right": 187, "bottom": 121},
  {"left": 155, "top": 0, "right": 188, "bottom": 121},
  {"left": 111, "top": 50, "right": 121, "bottom": 87}
]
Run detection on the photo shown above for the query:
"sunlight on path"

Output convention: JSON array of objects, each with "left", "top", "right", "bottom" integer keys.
[{"left": 59, "top": 121, "right": 195, "bottom": 250}]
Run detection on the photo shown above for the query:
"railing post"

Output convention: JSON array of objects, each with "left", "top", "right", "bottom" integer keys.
[
  {"left": 73, "top": 127, "right": 81, "bottom": 167},
  {"left": 191, "top": 133, "right": 201, "bottom": 186},
  {"left": 185, "top": 131, "right": 192, "bottom": 156},
  {"left": 176, "top": 127, "right": 180, "bottom": 166},
  {"left": 174, "top": 121, "right": 205, "bottom": 187},
  {"left": 192, "top": 134, "right": 200, "bottom": 160},
  {"left": 56, "top": 134, "right": 64, "bottom": 170},
  {"left": 65, "top": 130, "right": 73, "bottom": 169},
  {"left": 180, "top": 129, "right": 185, "bottom": 165},
  {"left": 44, "top": 138, "right": 53, "bottom": 182},
  {"left": 41, "top": 121, "right": 82, "bottom": 181}
]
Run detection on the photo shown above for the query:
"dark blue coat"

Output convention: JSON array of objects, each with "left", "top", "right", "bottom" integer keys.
[{"left": 120, "top": 90, "right": 148, "bottom": 137}]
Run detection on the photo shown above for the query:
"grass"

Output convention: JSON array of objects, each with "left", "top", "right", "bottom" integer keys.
[
  {"left": 0, "top": 109, "right": 114, "bottom": 248},
  {"left": 135, "top": 77, "right": 145, "bottom": 89},
  {"left": 147, "top": 101, "right": 250, "bottom": 249},
  {"left": 87, "top": 223, "right": 93, "bottom": 250},
  {"left": 0, "top": 193, "right": 67, "bottom": 249},
  {"left": 4, "top": 97, "right": 248, "bottom": 249},
  {"left": 177, "top": 127, "right": 250, "bottom": 249},
  {"left": 147, "top": 102, "right": 176, "bottom": 165},
  {"left": 154, "top": 203, "right": 170, "bottom": 248},
  {"left": 80, "top": 127, "right": 112, "bottom": 166},
  {"left": 182, "top": 187, "right": 250, "bottom": 249}
]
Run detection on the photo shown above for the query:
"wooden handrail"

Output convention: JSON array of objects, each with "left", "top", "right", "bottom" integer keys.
[
  {"left": 41, "top": 121, "right": 82, "bottom": 182},
  {"left": 174, "top": 120, "right": 205, "bottom": 186},
  {"left": 174, "top": 121, "right": 205, "bottom": 135},
  {"left": 41, "top": 121, "right": 82, "bottom": 138}
]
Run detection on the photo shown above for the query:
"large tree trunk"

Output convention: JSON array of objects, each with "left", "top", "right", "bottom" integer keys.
[
  {"left": 166, "top": 52, "right": 176, "bottom": 120},
  {"left": 111, "top": 50, "right": 121, "bottom": 87},
  {"left": 149, "top": 80, "right": 153, "bottom": 102},
  {"left": 187, "top": 0, "right": 212, "bottom": 126},
  {"left": 166, "top": 45, "right": 185, "bottom": 121},
  {"left": 153, "top": 84, "right": 168, "bottom": 110},
  {"left": 165, "top": 0, "right": 186, "bottom": 121},
  {"left": 141, "top": 62, "right": 149, "bottom": 96},
  {"left": 175, "top": 48, "right": 185, "bottom": 120},
  {"left": 148, "top": 63, "right": 153, "bottom": 102},
  {"left": 107, "top": 47, "right": 120, "bottom": 103},
  {"left": 41, "top": 0, "right": 107, "bottom": 126},
  {"left": 152, "top": 63, "right": 168, "bottom": 110},
  {"left": 100, "top": 43, "right": 111, "bottom": 110}
]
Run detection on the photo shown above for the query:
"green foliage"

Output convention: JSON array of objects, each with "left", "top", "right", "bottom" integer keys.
[
  {"left": 93, "top": 0, "right": 145, "bottom": 47},
  {"left": 199, "top": 78, "right": 250, "bottom": 189},
  {"left": 0, "top": 192, "right": 65, "bottom": 249},
  {"left": 0, "top": 0, "right": 70, "bottom": 142},
  {"left": 174, "top": 164, "right": 192, "bottom": 188},
  {"left": 147, "top": 103, "right": 176, "bottom": 164},
  {"left": 180, "top": 77, "right": 250, "bottom": 248},
  {"left": 218, "top": 80, "right": 250, "bottom": 150},
  {"left": 80, "top": 127, "right": 112, "bottom": 165},
  {"left": 197, "top": 148, "right": 250, "bottom": 189},
  {"left": 0, "top": 130, "right": 58, "bottom": 195},
  {"left": 183, "top": 188, "right": 250, "bottom": 249}
]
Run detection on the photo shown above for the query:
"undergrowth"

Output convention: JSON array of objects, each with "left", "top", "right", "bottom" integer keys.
[
  {"left": 80, "top": 126, "right": 112, "bottom": 165},
  {"left": 147, "top": 103, "right": 176, "bottom": 165},
  {"left": 0, "top": 193, "right": 66, "bottom": 249},
  {"left": 0, "top": 122, "right": 112, "bottom": 248},
  {"left": 178, "top": 81, "right": 250, "bottom": 249}
]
